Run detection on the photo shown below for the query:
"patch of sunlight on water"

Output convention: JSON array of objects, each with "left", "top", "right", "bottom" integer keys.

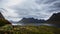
[{"left": 12, "top": 23, "right": 22, "bottom": 25}]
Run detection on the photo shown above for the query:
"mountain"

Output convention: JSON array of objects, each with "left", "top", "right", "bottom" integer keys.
[
  {"left": 0, "top": 12, "right": 11, "bottom": 26},
  {"left": 47, "top": 12, "right": 60, "bottom": 25},
  {"left": 0, "top": 12, "right": 5, "bottom": 19},
  {"left": 18, "top": 18, "right": 46, "bottom": 24}
]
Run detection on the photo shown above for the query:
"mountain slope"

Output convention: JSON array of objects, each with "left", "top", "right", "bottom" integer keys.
[
  {"left": 47, "top": 12, "right": 60, "bottom": 24},
  {"left": 0, "top": 12, "right": 11, "bottom": 26},
  {"left": 0, "top": 12, "right": 5, "bottom": 19}
]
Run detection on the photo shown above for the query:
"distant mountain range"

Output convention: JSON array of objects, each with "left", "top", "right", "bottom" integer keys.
[
  {"left": 18, "top": 12, "right": 60, "bottom": 25},
  {"left": 0, "top": 11, "right": 60, "bottom": 26},
  {"left": 18, "top": 17, "right": 46, "bottom": 24},
  {"left": 0, "top": 12, "right": 11, "bottom": 26}
]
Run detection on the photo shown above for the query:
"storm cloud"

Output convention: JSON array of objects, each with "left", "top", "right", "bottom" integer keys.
[{"left": 0, "top": 0, "right": 60, "bottom": 21}]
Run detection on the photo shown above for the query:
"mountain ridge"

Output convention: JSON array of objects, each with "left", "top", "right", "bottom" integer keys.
[
  {"left": 47, "top": 12, "right": 60, "bottom": 25},
  {"left": 18, "top": 17, "right": 46, "bottom": 24},
  {"left": 0, "top": 12, "right": 11, "bottom": 26}
]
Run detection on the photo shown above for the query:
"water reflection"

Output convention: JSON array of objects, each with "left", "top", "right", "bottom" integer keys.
[{"left": 12, "top": 23, "right": 60, "bottom": 27}]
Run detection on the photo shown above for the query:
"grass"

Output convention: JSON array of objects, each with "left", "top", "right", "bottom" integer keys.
[{"left": 0, "top": 25, "right": 60, "bottom": 34}]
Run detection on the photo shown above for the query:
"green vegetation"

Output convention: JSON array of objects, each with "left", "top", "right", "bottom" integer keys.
[
  {"left": 0, "top": 25, "right": 60, "bottom": 34},
  {"left": 0, "top": 19, "right": 11, "bottom": 26}
]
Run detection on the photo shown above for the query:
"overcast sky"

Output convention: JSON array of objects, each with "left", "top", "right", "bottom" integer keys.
[{"left": 0, "top": 0, "right": 60, "bottom": 21}]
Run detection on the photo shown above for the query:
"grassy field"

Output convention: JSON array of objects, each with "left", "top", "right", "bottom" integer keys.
[{"left": 0, "top": 25, "right": 60, "bottom": 34}]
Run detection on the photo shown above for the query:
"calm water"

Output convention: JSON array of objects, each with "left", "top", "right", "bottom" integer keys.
[{"left": 12, "top": 23, "right": 60, "bottom": 27}]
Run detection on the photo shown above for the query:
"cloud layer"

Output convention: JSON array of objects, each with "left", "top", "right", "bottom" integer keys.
[{"left": 0, "top": 0, "right": 60, "bottom": 21}]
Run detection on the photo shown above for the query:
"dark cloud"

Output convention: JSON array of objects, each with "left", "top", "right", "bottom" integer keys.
[
  {"left": 44, "top": 0, "right": 57, "bottom": 4},
  {"left": 36, "top": 0, "right": 57, "bottom": 4},
  {"left": 53, "top": 2, "right": 60, "bottom": 8},
  {"left": 0, "top": 0, "right": 60, "bottom": 21},
  {"left": 10, "top": 0, "right": 60, "bottom": 20}
]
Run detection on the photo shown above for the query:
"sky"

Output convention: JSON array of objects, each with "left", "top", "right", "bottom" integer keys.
[{"left": 0, "top": 0, "right": 60, "bottom": 21}]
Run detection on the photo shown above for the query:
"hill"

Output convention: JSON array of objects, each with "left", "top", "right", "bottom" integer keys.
[
  {"left": 0, "top": 12, "right": 11, "bottom": 26},
  {"left": 47, "top": 12, "right": 60, "bottom": 25}
]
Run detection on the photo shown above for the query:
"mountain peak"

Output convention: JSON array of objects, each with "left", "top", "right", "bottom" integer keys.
[
  {"left": 18, "top": 17, "right": 45, "bottom": 24},
  {"left": 0, "top": 12, "right": 5, "bottom": 19},
  {"left": 47, "top": 12, "right": 60, "bottom": 24}
]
